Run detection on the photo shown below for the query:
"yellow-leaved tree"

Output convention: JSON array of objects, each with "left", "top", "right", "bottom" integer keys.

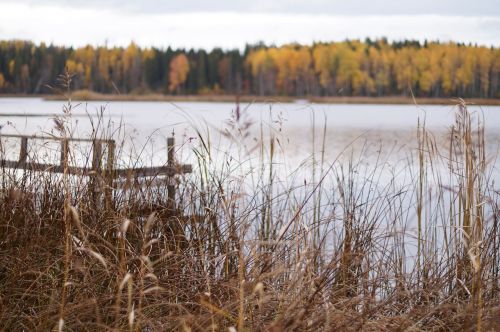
[{"left": 169, "top": 54, "right": 190, "bottom": 93}]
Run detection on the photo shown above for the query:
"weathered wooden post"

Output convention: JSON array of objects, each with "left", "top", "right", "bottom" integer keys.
[
  {"left": 91, "top": 140, "right": 102, "bottom": 206},
  {"left": 167, "top": 137, "right": 176, "bottom": 212},
  {"left": 165, "top": 137, "right": 192, "bottom": 212},
  {"left": 104, "top": 140, "right": 116, "bottom": 210},
  {"left": 60, "top": 138, "right": 69, "bottom": 170},
  {"left": 92, "top": 140, "right": 102, "bottom": 171},
  {"left": 19, "top": 137, "right": 28, "bottom": 166}
]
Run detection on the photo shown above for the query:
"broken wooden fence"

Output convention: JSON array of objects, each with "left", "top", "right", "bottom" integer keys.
[{"left": 0, "top": 134, "right": 191, "bottom": 209}]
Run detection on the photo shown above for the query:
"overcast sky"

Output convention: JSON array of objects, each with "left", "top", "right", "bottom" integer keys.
[{"left": 0, "top": 0, "right": 498, "bottom": 49}]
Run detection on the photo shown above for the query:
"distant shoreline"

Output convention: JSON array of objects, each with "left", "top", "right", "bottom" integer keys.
[{"left": 1, "top": 92, "right": 500, "bottom": 106}]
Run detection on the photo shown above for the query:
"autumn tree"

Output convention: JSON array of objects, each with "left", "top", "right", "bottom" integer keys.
[
  {"left": 168, "top": 53, "right": 190, "bottom": 93},
  {"left": 246, "top": 48, "right": 277, "bottom": 95},
  {"left": 0, "top": 39, "right": 498, "bottom": 97}
]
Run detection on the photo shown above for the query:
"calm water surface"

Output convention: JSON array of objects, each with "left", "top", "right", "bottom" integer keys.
[{"left": 0, "top": 97, "right": 499, "bottom": 179}]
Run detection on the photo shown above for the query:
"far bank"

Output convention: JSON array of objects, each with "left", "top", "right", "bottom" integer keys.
[
  {"left": 1, "top": 92, "right": 500, "bottom": 106},
  {"left": 39, "top": 91, "right": 500, "bottom": 106}
]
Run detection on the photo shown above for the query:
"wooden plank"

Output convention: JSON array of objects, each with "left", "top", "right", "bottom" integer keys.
[
  {"left": 0, "top": 160, "right": 191, "bottom": 178},
  {"left": 1, "top": 160, "right": 88, "bottom": 175},
  {"left": 114, "top": 165, "right": 191, "bottom": 178},
  {"left": 0, "top": 134, "right": 114, "bottom": 144}
]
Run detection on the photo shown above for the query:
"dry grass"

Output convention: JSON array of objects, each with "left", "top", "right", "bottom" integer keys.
[{"left": 0, "top": 96, "right": 499, "bottom": 331}]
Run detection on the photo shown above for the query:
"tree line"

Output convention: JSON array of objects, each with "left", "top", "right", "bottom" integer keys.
[{"left": 0, "top": 39, "right": 499, "bottom": 98}]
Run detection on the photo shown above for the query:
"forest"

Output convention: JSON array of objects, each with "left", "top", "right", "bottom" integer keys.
[{"left": 0, "top": 39, "right": 499, "bottom": 98}]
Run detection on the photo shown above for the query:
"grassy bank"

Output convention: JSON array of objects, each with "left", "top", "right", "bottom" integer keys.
[
  {"left": 3, "top": 90, "right": 500, "bottom": 105},
  {"left": 0, "top": 99, "right": 499, "bottom": 331}
]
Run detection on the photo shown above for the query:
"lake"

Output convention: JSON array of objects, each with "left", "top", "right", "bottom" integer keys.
[
  {"left": 2, "top": 97, "right": 499, "bottom": 255},
  {"left": 0, "top": 97, "right": 499, "bottom": 182}
]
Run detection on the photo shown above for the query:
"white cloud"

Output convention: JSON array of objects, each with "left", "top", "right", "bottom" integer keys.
[
  {"left": 0, "top": 0, "right": 499, "bottom": 16},
  {"left": 0, "top": 3, "right": 498, "bottom": 49}
]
